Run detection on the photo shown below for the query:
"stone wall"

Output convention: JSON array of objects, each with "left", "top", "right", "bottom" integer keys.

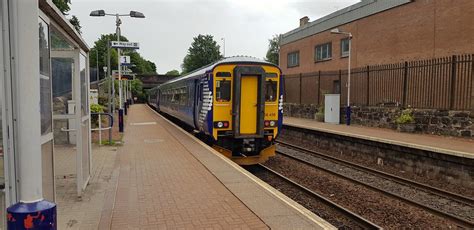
[{"left": 283, "top": 103, "right": 474, "bottom": 137}]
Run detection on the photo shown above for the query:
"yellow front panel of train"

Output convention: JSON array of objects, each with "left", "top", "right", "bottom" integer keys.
[{"left": 240, "top": 76, "right": 258, "bottom": 134}]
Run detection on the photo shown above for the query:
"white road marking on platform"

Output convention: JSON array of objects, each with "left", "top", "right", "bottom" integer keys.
[
  {"left": 130, "top": 122, "right": 157, "bottom": 126},
  {"left": 144, "top": 139, "right": 164, "bottom": 143}
]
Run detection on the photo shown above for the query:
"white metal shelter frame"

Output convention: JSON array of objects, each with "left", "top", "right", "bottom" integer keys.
[{"left": 51, "top": 48, "right": 92, "bottom": 197}]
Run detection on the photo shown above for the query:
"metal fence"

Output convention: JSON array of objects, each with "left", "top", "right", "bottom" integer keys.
[{"left": 284, "top": 54, "right": 474, "bottom": 110}]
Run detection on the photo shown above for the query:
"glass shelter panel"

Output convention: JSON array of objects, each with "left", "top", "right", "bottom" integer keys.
[
  {"left": 51, "top": 26, "right": 74, "bottom": 51},
  {"left": 52, "top": 58, "right": 74, "bottom": 115},
  {"left": 39, "top": 18, "right": 52, "bottom": 135},
  {"left": 39, "top": 17, "right": 55, "bottom": 201},
  {"left": 80, "top": 54, "right": 88, "bottom": 117}
]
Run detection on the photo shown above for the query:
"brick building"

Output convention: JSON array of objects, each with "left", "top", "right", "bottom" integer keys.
[{"left": 280, "top": 0, "right": 474, "bottom": 75}]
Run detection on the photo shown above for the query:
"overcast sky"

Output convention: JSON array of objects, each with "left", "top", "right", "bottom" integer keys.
[{"left": 70, "top": 0, "right": 359, "bottom": 73}]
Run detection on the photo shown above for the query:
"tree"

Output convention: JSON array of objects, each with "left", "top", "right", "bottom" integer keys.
[
  {"left": 165, "top": 70, "right": 180, "bottom": 76},
  {"left": 69, "top": 16, "right": 82, "bottom": 34},
  {"left": 52, "top": 0, "right": 70, "bottom": 14},
  {"left": 265, "top": 34, "right": 281, "bottom": 65},
  {"left": 52, "top": 0, "right": 82, "bottom": 34},
  {"left": 89, "top": 33, "right": 157, "bottom": 79},
  {"left": 181, "top": 34, "right": 222, "bottom": 74}
]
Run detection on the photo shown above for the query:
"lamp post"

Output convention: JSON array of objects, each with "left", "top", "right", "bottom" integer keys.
[
  {"left": 90, "top": 10, "right": 145, "bottom": 132},
  {"left": 95, "top": 49, "right": 99, "bottom": 82},
  {"left": 331, "top": 28, "right": 352, "bottom": 125},
  {"left": 221, "top": 37, "right": 225, "bottom": 57}
]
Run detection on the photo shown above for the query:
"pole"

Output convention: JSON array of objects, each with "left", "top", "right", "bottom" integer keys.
[
  {"left": 107, "top": 38, "right": 113, "bottom": 143},
  {"left": 222, "top": 38, "right": 225, "bottom": 57},
  {"left": 99, "top": 114, "right": 102, "bottom": 146},
  {"left": 346, "top": 35, "right": 352, "bottom": 125},
  {"left": 116, "top": 14, "right": 124, "bottom": 132}
]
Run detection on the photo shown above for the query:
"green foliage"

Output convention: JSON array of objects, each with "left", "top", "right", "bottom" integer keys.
[
  {"left": 52, "top": 0, "right": 81, "bottom": 34},
  {"left": 165, "top": 70, "right": 180, "bottom": 76},
  {"left": 129, "top": 52, "right": 157, "bottom": 74},
  {"left": 130, "top": 79, "right": 148, "bottom": 102},
  {"left": 90, "top": 104, "right": 105, "bottom": 126},
  {"left": 100, "top": 140, "right": 119, "bottom": 146},
  {"left": 396, "top": 109, "right": 415, "bottom": 124},
  {"left": 315, "top": 105, "right": 325, "bottom": 122},
  {"left": 98, "top": 96, "right": 108, "bottom": 109},
  {"left": 69, "top": 15, "right": 82, "bottom": 34},
  {"left": 52, "top": 0, "right": 70, "bottom": 14},
  {"left": 90, "top": 104, "right": 104, "bottom": 113},
  {"left": 181, "top": 34, "right": 222, "bottom": 74},
  {"left": 89, "top": 33, "right": 156, "bottom": 79},
  {"left": 265, "top": 34, "right": 281, "bottom": 65}
]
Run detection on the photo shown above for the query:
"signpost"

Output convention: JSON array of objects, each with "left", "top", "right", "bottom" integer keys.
[
  {"left": 111, "top": 41, "right": 139, "bottom": 132},
  {"left": 110, "top": 41, "right": 140, "bottom": 49}
]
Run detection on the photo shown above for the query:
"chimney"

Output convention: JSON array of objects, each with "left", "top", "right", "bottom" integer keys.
[{"left": 300, "top": 16, "right": 309, "bottom": 27}]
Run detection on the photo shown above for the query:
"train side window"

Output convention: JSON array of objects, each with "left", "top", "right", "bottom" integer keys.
[
  {"left": 216, "top": 80, "right": 231, "bottom": 102},
  {"left": 265, "top": 80, "right": 277, "bottom": 102}
]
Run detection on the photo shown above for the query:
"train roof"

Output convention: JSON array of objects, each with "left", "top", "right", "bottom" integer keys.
[{"left": 161, "top": 56, "right": 279, "bottom": 86}]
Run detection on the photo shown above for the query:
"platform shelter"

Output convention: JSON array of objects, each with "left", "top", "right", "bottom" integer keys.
[{"left": 0, "top": 0, "right": 91, "bottom": 228}]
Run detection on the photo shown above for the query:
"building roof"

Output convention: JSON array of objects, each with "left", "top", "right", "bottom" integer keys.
[
  {"left": 280, "top": 0, "right": 413, "bottom": 46},
  {"left": 39, "top": 0, "right": 90, "bottom": 52}
]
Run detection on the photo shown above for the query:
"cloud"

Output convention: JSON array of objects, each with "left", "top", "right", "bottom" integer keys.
[{"left": 70, "top": 0, "right": 358, "bottom": 73}]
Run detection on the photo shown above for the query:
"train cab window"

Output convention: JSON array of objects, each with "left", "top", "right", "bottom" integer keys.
[
  {"left": 216, "top": 80, "right": 231, "bottom": 102},
  {"left": 265, "top": 80, "right": 277, "bottom": 102}
]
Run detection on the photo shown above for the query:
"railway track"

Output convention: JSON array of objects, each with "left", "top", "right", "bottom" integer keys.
[
  {"left": 276, "top": 140, "right": 474, "bottom": 229},
  {"left": 252, "top": 164, "right": 382, "bottom": 229}
]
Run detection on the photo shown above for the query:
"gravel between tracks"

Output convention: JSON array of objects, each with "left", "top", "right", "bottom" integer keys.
[
  {"left": 263, "top": 154, "right": 461, "bottom": 229},
  {"left": 249, "top": 166, "right": 367, "bottom": 229},
  {"left": 279, "top": 135, "right": 474, "bottom": 199},
  {"left": 278, "top": 145, "right": 474, "bottom": 223}
]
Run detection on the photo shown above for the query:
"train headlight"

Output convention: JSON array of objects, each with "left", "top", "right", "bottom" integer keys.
[
  {"left": 214, "top": 121, "right": 229, "bottom": 128},
  {"left": 265, "top": 120, "right": 277, "bottom": 127}
]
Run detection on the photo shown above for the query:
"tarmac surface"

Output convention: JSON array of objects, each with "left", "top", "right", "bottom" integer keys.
[{"left": 283, "top": 116, "right": 474, "bottom": 159}]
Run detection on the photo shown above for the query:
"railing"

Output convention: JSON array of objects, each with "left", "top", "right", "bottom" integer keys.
[
  {"left": 284, "top": 54, "right": 474, "bottom": 110},
  {"left": 91, "top": 113, "right": 113, "bottom": 146}
]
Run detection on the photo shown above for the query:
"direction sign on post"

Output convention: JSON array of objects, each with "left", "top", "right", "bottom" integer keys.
[{"left": 110, "top": 41, "right": 140, "bottom": 49}]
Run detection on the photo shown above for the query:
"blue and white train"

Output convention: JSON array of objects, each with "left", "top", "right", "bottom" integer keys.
[{"left": 149, "top": 56, "right": 283, "bottom": 165}]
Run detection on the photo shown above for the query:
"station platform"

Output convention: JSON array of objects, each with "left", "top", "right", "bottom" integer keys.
[
  {"left": 283, "top": 116, "right": 474, "bottom": 159},
  {"left": 59, "top": 104, "right": 333, "bottom": 229}
]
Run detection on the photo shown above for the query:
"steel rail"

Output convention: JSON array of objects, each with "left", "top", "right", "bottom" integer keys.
[
  {"left": 276, "top": 141, "right": 474, "bottom": 228},
  {"left": 276, "top": 140, "right": 474, "bottom": 206},
  {"left": 256, "top": 164, "right": 382, "bottom": 230}
]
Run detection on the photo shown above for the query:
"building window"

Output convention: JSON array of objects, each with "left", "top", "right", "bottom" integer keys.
[
  {"left": 315, "top": 43, "right": 332, "bottom": 61},
  {"left": 287, "top": 51, "right": 299, "bottom": 67},
  {"left": 341, "top": 38, "right": 350, "bottom": 57},
  {"left": 333, "top": 80, "right": 341, "bottom": 94}
]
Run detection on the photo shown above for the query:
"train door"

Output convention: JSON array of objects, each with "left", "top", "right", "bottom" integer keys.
[
  {"left": 240, "top": 76, "right": 258, "bottom": 134},
  {"left": 233, "top": 66, "right": 265, "bottom": 137}
]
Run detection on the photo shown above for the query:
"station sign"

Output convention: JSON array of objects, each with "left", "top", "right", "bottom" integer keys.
[
  {"left": 120, "top": 56, "right": 131, "bottom": 65},
  {"left": 110, "top": 41, "right": 140, "bottom": 49}
]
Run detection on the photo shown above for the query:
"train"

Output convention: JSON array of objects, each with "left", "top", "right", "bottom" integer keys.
[{"left": 148, "top": 56, "right": 283, "bottom": 165}]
